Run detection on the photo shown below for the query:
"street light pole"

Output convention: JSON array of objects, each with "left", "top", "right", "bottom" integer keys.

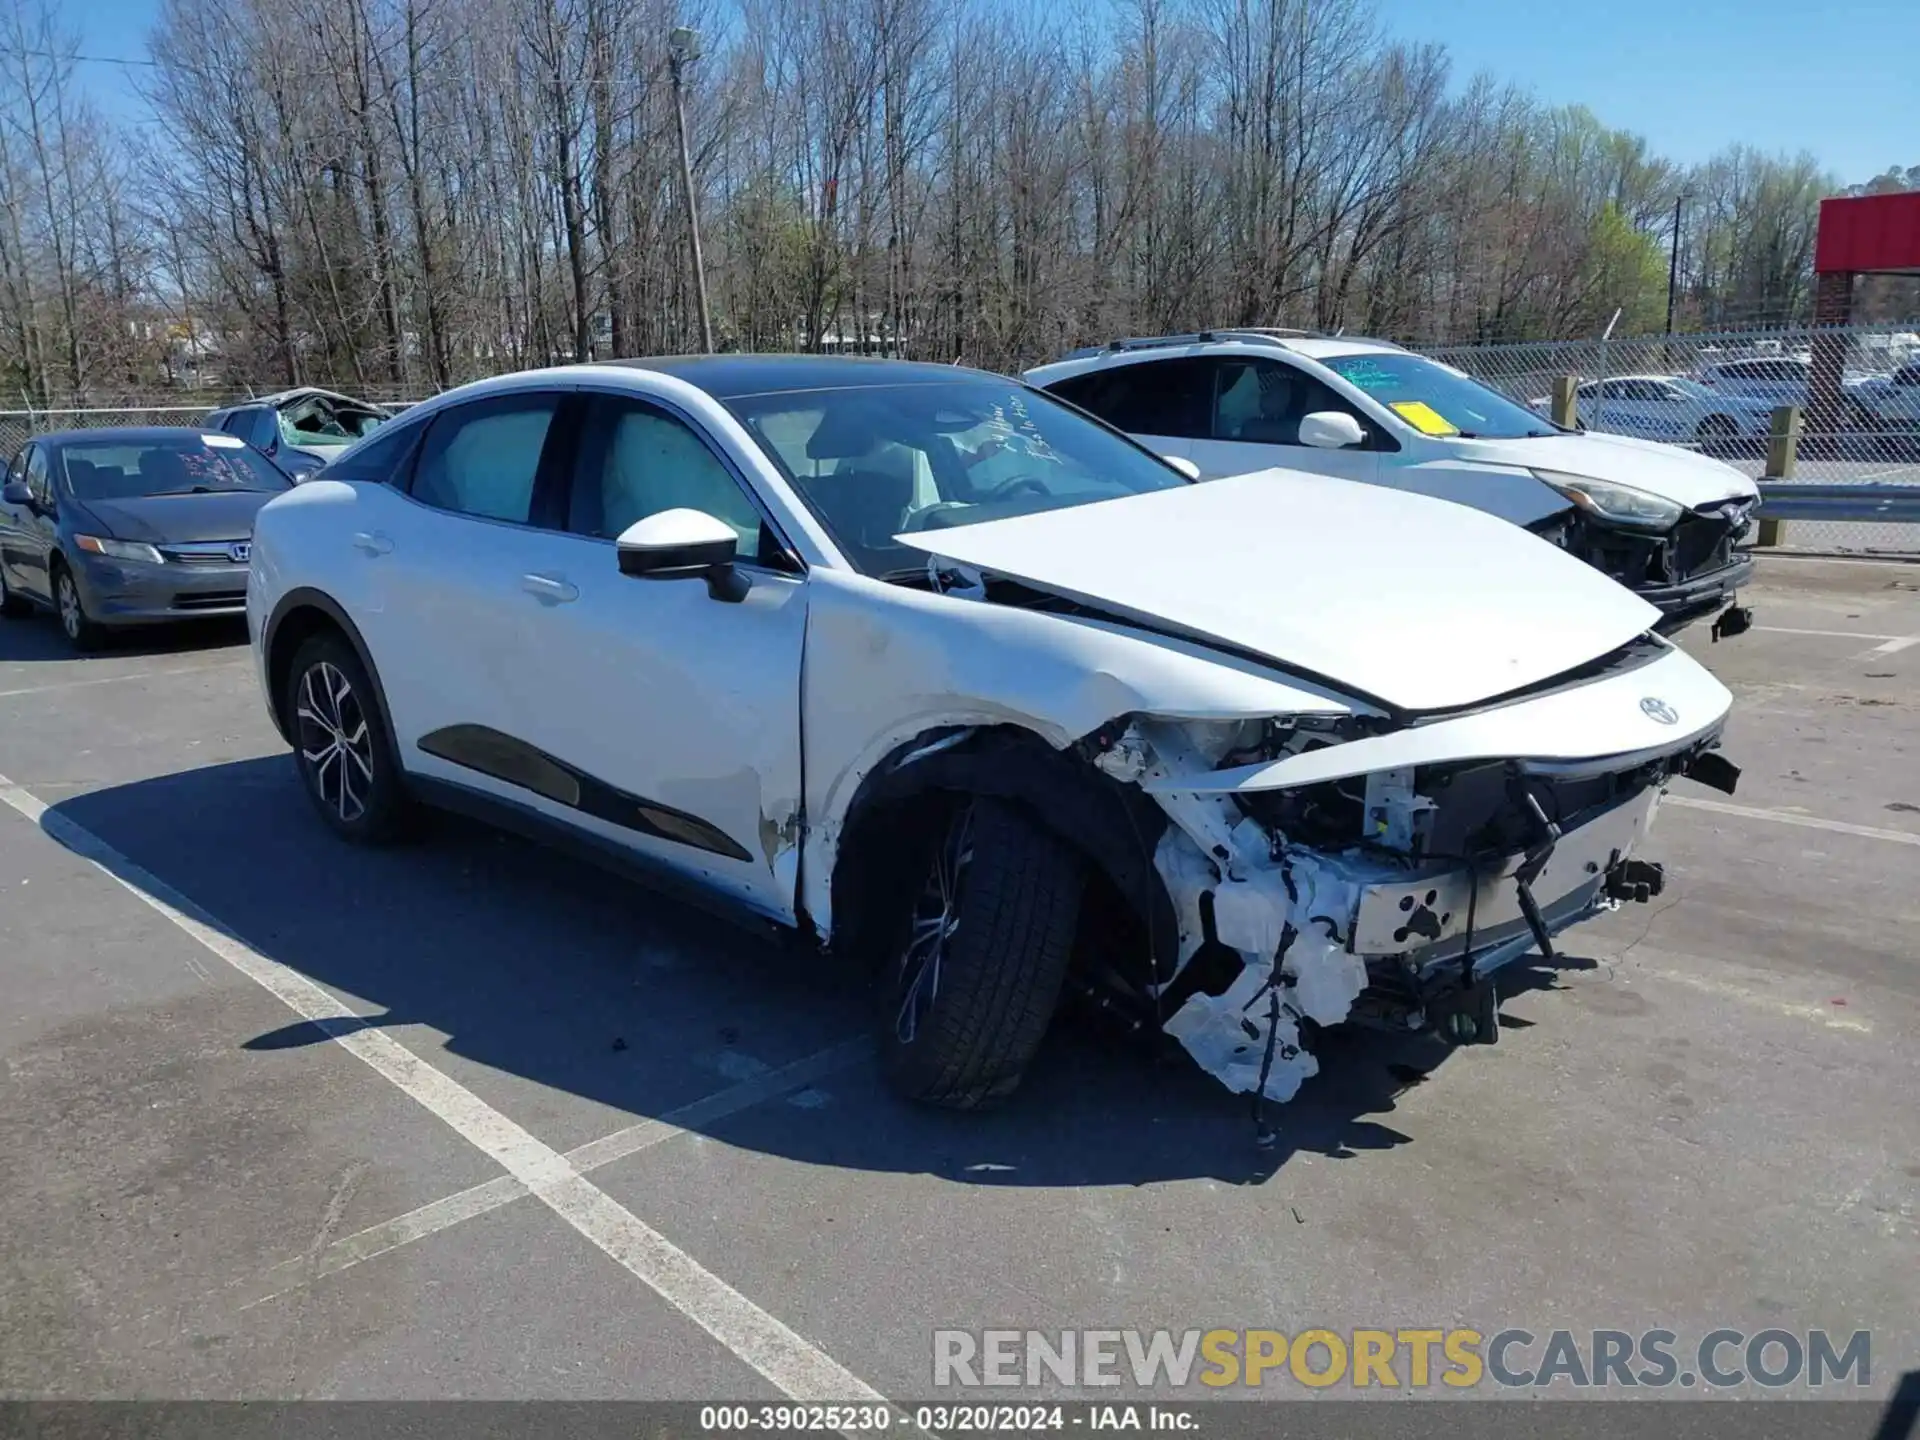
[
  {"left": 1665, "top": 188, "right": 1693, "bottom": 337},
  {"left": 668, "top": 27, "right": 715, "bottom": 354}
]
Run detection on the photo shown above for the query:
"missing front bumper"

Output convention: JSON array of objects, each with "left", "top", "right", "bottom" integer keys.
[{"left": 1348, "top": 786, "right": 1660, "bottom": 970}]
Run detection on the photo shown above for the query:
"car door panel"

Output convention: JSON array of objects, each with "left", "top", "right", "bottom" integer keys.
[
  {"left": 0, "top": 446, "right": 30, "bottom": 594},
  {"left": 18, "top": 446, "right": 57, "bottom": 599},
  {"left": 346, "top": 390, "right": 573, "bottom": 782},
  {"left": 484, "top": 527, "right": 807, "bottom": 919}
]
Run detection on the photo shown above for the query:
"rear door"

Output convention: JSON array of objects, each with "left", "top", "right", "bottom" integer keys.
[
  {"left": 1183, "top": 356, "right": 1385, "bottom": 483},
  {"left": 343, "top": 389, "right": 576, "bottom": 779},
  {"left": 15, "top": 445, "right": 57, "bottom": 600},
  {"left": 1041, "top": 357, "right": 1211, "bottom": 463},
  {"left": 0, "top": 444, "right": 35, "bottom": 597}
]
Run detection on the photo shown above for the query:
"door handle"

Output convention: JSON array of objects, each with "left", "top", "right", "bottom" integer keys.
[
  {"left": 521, "top": 572, "right": 578, "bottom": 604},
  {"left": 352, "top": 531, "right": 393, "bottom": 556}
]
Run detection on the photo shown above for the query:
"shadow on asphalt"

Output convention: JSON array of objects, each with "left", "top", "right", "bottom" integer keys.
[
  {"left": 46, "top": 754, "right": 1595, "bottom": 1189},
  {"left": 0, "top": 613, "right": 247, "bottom": 666}
]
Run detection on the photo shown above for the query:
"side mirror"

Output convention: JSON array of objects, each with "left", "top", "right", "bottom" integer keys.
[
  {"left": 1162, "top": 455, "right": 1202, "bottom": 480},
  {"left": 2, "top": 479, "right": 31, "bottom": 506},
  {"left": 1298, "top": 411, "right": 1367, "bottom": 449},
  {"left": 616, "top": 508, "right": 750, "bottom": 603}
]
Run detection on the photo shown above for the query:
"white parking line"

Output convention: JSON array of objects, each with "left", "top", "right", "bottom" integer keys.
[
  {"left": 1866, "top": 635, "right": 1920, "bottom": 656},
  {"left": 1752, "top": 626, "right": 1905, "bottom": 642},
  {"left": 1664, "top": 794, "right": 1920, "bottom": 846},
  {"left": 0, "top": 772, "right": 886, "bottom": 1405},
  {"left": 1632, "top": 964, "right": 1873, "bottom": 1033},
  {"left": 242, "top": 1038, "right": 873, "bottom": 1309},
  {"left": 0, "top": 661, "right": 244, "bottom": 700}
]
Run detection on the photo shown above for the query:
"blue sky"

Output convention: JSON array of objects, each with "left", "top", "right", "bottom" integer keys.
[{"left": 65, "top": 0, "right": 1920, "bottom": 186}]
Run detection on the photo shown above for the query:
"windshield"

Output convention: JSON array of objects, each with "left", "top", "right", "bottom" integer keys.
[
  {"left": 58, "top": 437, "right": 293, "bottom": 498},
  {"left": 279, "top": 398, "right": 387, "bottom": 448},
  {"left": 724, "top": 378, "right": 1188, "bottom": 576},
  {"left": 1667, "top": 377, "right": 1714, "bottom": 399},
  {"left": 1322, "top": 352, "right": 1557, "bottom": 440}
]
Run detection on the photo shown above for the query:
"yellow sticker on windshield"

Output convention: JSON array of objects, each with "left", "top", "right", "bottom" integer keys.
[{"left": 1390, "top": 400, "right": 1460, "bottom": 436}]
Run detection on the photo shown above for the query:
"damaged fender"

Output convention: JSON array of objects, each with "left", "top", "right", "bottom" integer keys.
[{"left": 798, "top": 566, "right": 1353, "bottom": 939}]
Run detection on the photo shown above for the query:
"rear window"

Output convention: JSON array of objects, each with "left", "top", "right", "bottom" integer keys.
[
  {"left": 57, "top": 436, "right": 292, "bottom": 499},
  {"left": 1044, "top": 359, "right": 1212, "bottom": 439}
]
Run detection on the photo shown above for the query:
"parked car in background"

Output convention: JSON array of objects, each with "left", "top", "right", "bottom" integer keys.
[
  {"left": 1025, "top": 332, "right": 1759, "bottom": 637},
  {"left": 0, "top": 428, "right": 291, "bottom": 649},
  {"left": 1847, "top": 358, "right": 1920, "bottom": 443},
  {"left": 1524, "top": 374, "right": 1776, "bottom": 447},
  {"left": 204, "top": 387, "right": 393, "bottom": 478},
  {"left": 246, "top": 355, "right": 1738, "bottom": 1112}
]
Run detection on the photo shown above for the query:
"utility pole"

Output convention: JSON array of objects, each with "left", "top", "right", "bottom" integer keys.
[
  {"left": 668, "top": 26, "right": 715, "bottom": 353},
  {"left": 1665, "top": 187, "right": 1694, "bottom": 337}
]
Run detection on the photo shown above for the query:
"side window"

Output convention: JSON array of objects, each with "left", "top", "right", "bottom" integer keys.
[
  {"left": 321, "top": 417, "right": 426, "bottom": 485},
  {"left": 409, "top": 394, "right": 560, "bottom": 524},
  {"left": 568, "top": 397, "right": 763, "bottom": 552},
  {"left": 4, "top": 446, "right": 25, "bottom": 485},
  {"left": 244, "top": 409, "right": 279, "bottom": 451},
  {"left": 1045, "top": 358, "right": 1211, "bottom": 439},
  {"left": 25, "top": 445, "right": 52, "bottom": 504},
  {"left": 1208, "top": 359, "right": 1363, "bottom": 446}
]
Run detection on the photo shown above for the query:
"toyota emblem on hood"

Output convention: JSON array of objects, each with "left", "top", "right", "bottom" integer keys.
[{"left": 1640, "top": 697, "right": 1679, "bottom": 725}]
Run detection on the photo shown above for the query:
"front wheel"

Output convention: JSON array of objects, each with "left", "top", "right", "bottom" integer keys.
[
  {"left": 53, "top": 565, "right": 107, "bottom": 651},
  {"left": 284, "top": 631, "right": 413, "bottom": 843},
  {"left": 878, "top": 796, "right": 1085, "bottom": 1109}
]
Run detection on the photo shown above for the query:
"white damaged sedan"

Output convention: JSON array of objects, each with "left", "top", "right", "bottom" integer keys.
[{"left": 247, "top": 357, "right": 1739, "bottom": 1112}]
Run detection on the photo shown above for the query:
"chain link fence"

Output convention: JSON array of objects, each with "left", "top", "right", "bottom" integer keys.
[
  {"left": 8, "top": 330, "right": 1920, "bottom": 554},
  {"left": 1424, "top": 322, "right": 1920, "bottom": 554}
]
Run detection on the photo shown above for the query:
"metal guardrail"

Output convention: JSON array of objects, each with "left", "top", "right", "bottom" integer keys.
[{"left": 1755, "top": 482, "right": 1920, "bottom": 524}]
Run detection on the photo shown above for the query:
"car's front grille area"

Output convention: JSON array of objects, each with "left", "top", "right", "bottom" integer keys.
[
  {"left": 1668, "top": 509, "right": 1743, "bottom": 581},
  {"left": 159, "top": 541, "right": 249, "bottom": 566},
  {"left": 171, "top": 590, "right": 246, "bottom": 610}
]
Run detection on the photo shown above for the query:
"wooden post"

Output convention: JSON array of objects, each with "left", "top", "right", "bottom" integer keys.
[
  {"left": 1757, "top": 404, "right": 1800, "bottom": 548},
  {"left": 1550, "top": 376, "right": 1579, "bottom": 430}
]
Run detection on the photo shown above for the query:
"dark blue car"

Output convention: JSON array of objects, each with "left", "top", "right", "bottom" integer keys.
[{"left": 0, "top": 427, "right": 293, "bottom": 650}]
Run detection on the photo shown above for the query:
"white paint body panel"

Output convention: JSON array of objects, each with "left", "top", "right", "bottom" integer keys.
[
  {"left": 898, "top": 469, "right": 1661, "bottom": 713},
  {"left": 1149, "top": 644, "right": 1732, "bottom": 794}
]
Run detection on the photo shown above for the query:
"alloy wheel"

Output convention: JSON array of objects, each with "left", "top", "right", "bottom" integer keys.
[
  {"left": 295, "top": 660, "right": 376, "bottom": 823},
  {"left": 57, "top": 574, "right": 81, "bottom": 639},
  {"left": 894, "top": 804, "right": 975, "bottom": 1044}
]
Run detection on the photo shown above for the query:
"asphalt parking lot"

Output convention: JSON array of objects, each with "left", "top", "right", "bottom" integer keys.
[{"left": 2, "top": 554, "right": 1917, "bottom": 1408}]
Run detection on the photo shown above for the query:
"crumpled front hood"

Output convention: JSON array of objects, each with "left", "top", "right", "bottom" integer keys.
[
  {"left": 897, "top": 469, "right": 1662, "bottom": 713},
  {"left": 1451, "top": 431, "right": 1759, "bottom": 509}
]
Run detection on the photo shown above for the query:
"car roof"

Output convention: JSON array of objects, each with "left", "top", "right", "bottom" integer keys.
[
  {"left": 236, "top": 386, "right": 382, "bottom": 409},
  {"left": 32, "top": 427, "right": 231, "bottom": 449},
  {"left": 589, "top": 354, "right": 1003, "bottom": 398},
  {"left": 1025, "top": 332, "right": 1405, "bottom": 384}
]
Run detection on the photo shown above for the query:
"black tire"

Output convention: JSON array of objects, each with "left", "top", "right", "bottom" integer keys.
[
  {"left": 51, "top": 561, "right": 107, "bottom": 651},
  {"left": 0, "top": 565, "right": 32, "bottom": 619},
  {"left": 283, "top": 629, "right": 413, "bottom": 844},
  {"left": 878, "top": 796, "right": 1085, "bottom": 1109}
]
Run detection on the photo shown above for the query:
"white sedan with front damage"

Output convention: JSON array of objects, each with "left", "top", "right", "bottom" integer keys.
[{"left": 245, "top": 356, "right": 1740, "bottom": 1112}]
